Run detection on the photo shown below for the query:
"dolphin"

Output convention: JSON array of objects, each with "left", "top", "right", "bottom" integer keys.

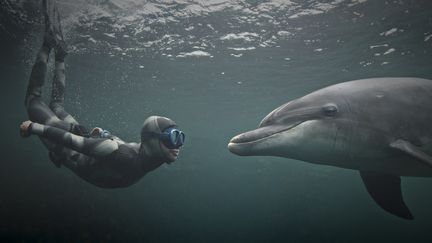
[{"left": 228, "top": 77, "right": 432, "bottom": 220}]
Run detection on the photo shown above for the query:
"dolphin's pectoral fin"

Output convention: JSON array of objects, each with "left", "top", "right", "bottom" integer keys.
[
  {"left": 390, "top": 139, "right": 432, "bottom": 167},
  {"left": 360, "top": 171, "right": 413, "bottom": 220}
]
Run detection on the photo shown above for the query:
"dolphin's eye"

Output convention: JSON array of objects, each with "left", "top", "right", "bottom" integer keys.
[{"left": 323, "top": 104, "right": 338, "bottom": 116}]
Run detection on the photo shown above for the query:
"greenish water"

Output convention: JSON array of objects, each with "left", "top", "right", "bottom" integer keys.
[{"left": 1, "top": 0, "right": 432, "bottom": 242}]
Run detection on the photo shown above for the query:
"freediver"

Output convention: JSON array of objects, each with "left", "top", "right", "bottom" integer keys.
[{"left": 19, "top": 0, "right": 185, "bottom": 188}]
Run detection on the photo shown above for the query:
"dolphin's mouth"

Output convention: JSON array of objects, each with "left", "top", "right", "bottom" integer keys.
[{"left": 229, "top": 121, "right": 303, "bottom": 145}]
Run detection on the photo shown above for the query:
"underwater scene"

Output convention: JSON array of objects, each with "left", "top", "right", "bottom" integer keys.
[{"left": 1, "top": 0, "right": 432, "bottom": 242}]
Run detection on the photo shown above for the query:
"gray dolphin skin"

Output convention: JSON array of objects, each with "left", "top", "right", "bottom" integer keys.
[{"left": 228, "top": 77, "right": 432, "bottom": 220}]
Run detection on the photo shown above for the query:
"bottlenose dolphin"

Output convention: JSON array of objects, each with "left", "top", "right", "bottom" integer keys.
[{"left": 228, "top": 77, "right": 432, "bottom": 220}]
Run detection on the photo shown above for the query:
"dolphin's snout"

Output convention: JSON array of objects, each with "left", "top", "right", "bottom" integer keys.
[
  {"left": 228, "top": 125, "right": 289, "bottom": 156},
  {"left": 228, "top": 138, "right": 255, "bottom": 156},
  {"left": 229, "top": 126, "right": 286, "bottom": 144},
  {"left": 228, "top": 128, "right": 269, "bottom": 156}
]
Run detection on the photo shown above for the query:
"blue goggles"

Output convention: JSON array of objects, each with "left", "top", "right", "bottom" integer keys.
[{"left": 143, "top": 127, "right": 185, "bottom": 149}]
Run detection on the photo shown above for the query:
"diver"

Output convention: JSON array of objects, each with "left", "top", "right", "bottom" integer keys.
[{"left": 19, "top": 0, "right": 185, "bottom": 188}]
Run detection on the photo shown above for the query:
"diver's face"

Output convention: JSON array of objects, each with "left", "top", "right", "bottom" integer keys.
[{"left": 160, "top": 141, "right": 181, "bottom": 163}]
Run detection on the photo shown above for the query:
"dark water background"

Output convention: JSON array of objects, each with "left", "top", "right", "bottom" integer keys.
[{"left": 1, "top": 0, "right": 432, "bottom": 242}]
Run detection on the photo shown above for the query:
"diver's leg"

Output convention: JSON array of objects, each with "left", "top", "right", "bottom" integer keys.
[
  {"left": 25, "top": 44, "right": 78, "bottom": 167},
  {"left": 24, "top": 45, "right": 70, "bottom": 129},
  {"left": 24, "top": 0, "right": 82, "bottom": 168},
  {"left": 46, "top": 0, "right": 84, "bottom": 127},
  {"left": 49, "top": 59, "right": 79, "bottom": 124},
  {"left": 24, "top": 41, "right": 71, "bottom": 164},
  {"left": 24, "top": 0, "right": 73, "bottom": 131},
  {"left": 24, "top": 43, "right": 50, "bottom": 109},
  {"left": 49, "top": 37, "right": 79, "bottom": 124}
]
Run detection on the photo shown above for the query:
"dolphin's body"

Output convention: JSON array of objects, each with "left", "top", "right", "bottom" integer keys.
[{"left": 228, "top": 77, "right": 432, "bottom": 219}]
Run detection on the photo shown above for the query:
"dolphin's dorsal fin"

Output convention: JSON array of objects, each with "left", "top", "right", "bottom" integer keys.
[
  {"left": 390, "top": 139, "right": 432, "bottom": 167},
  {"left": 359, "top": 171, "right": 413, "bottom": 220}
]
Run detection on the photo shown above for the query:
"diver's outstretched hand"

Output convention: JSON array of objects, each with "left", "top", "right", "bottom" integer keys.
[{"left": 20, "top": 120, "right": 33, "bottom": 138}]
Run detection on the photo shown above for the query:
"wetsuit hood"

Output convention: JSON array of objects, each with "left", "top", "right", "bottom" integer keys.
[{"left": 140, "top": 116, "right": 177, "bottom": 162}]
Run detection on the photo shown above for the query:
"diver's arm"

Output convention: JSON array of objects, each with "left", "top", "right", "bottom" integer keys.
[{"left": 29, "top": 122, "right": 118, "bottom": 158}]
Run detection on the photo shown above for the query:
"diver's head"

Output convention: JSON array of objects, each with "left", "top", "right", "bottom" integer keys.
[{"left": 140, "top": 116, "right": 185, "bottom": 163}]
